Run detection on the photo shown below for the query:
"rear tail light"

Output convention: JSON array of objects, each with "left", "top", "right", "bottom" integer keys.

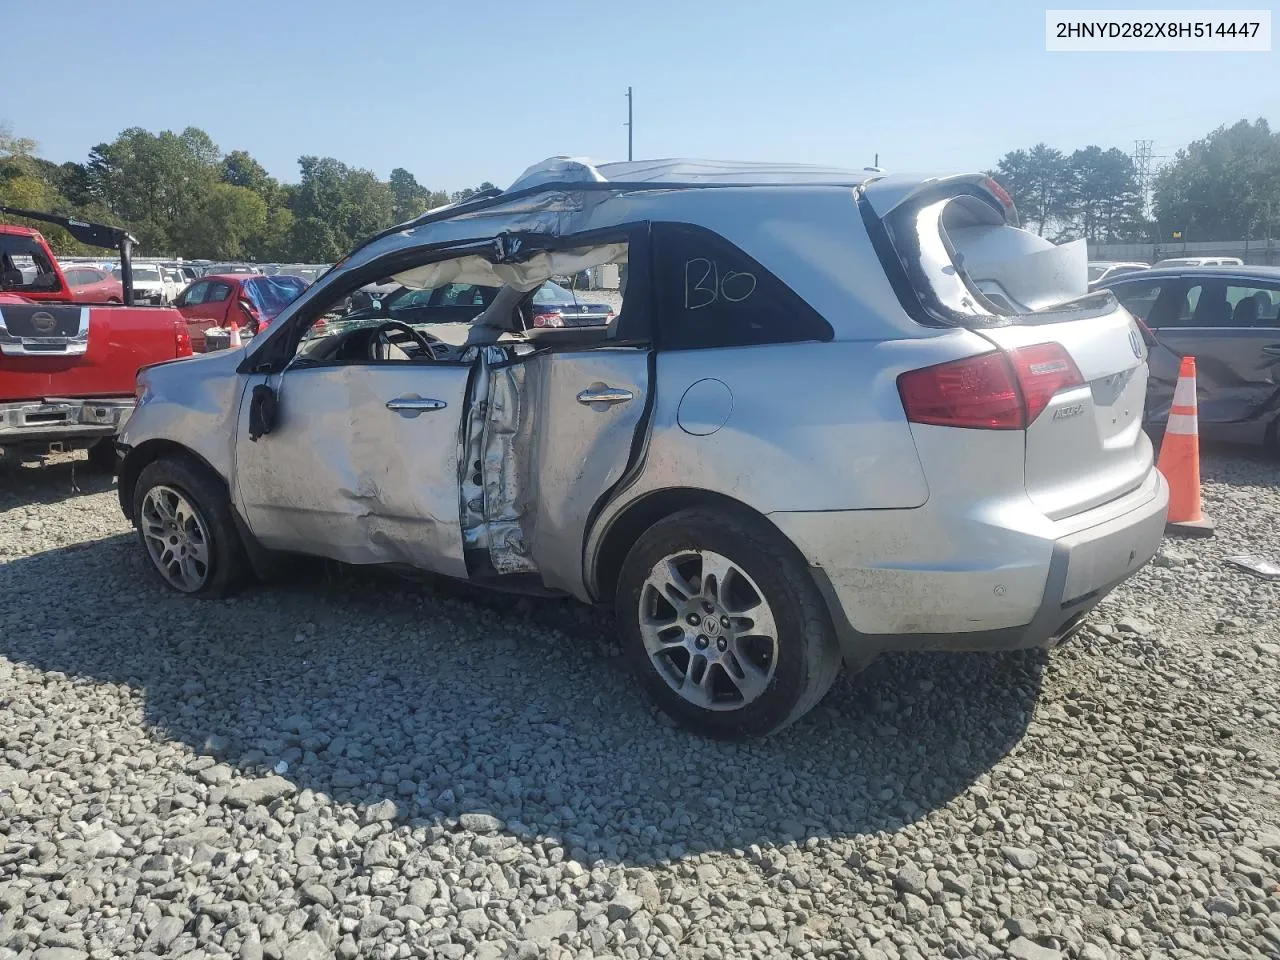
[
  {"left": 983, "top": 176, "right": 1018, "bottom": 221},
  {"left": 173, "top": 320, "right": 193, "bottom": 357},
  {"left": 532, "top": 311, "right": 564, "bottom": 328},
  {"left": 1007, "top": 343, "right": 1084, "bottom": 424},
  {"left": 898, "top": 352, "right": 1023, "bottom": 429},
  {"left": 898, "top": 343, "right": 1083, "bottom": 430}
]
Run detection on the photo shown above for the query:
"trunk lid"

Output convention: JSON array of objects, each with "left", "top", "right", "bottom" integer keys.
[
  {"left": 865, "top": 175, "right": 1155, "bottom": 520},
  {"left": 978, "top": 307, "right": 1151, "bottom": 519}
]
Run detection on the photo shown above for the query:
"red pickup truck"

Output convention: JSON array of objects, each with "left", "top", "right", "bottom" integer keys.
[{"left": 0, "top": 209, "right": 192, "bottom": 469}]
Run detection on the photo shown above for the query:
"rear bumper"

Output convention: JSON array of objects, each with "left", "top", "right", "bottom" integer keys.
[
  {"left": 771, "top": 468, "right": 1169, "bottom": 659},
  {"left": 0, "top": 397, "right": 135, "bottom": 447}
]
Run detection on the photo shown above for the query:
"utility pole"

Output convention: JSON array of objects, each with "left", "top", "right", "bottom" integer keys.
[{"left": 625, "top": 87, "right": 633, "bottom": 161}]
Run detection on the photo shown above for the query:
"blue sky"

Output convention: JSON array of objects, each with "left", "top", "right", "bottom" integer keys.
[{"left": 5, "top": 0, "right": 1277, "bottom": 191}]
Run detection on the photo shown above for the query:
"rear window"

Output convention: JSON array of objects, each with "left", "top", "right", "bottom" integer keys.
[
  {"left": 1111, "top": 280, "right": 1163, "bottom": 322},
  {"left": 0, "top": 235, "right": 63, "bottom": 293}
]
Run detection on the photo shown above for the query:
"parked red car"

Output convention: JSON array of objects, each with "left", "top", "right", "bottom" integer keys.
[
  {"left": 62, "top": 265, "right": 124, "bottom": 303},
  {"left": 175, "top": 273, "right": 309, "bottom": 351}
]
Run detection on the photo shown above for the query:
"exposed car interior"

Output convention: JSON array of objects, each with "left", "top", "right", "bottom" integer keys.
[
  {"left": 0, "top": 238, "right": 63, "bottom": 292},
  {"left": 293, "top": 242, "right": 629, "bottom": 366}
]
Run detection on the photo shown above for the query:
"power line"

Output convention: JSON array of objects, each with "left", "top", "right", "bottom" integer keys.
[{"left": 1131, "top": 138, "right": 1166, "bottom": 220}]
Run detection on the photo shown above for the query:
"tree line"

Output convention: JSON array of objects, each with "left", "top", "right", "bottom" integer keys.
[
  {"left": 0, "top": 123, "right": 493, "bottom": 261},
  {"left": 3, "top": 116, "right": 1279, "bottom": 259},
  {"left": 990, "top": 118, "right": 1280, "bottom": 245}
]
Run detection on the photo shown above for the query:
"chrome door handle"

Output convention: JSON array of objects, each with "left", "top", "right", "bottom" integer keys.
[
  {"left": 386, "top": 395, "right": 447, "bottom": 418},
  {"left": 1262, "top": 344, "right": 1280, "bottom": 358},
  {"left": 576, "top": 386, "right": 633, "bottom": 406}
]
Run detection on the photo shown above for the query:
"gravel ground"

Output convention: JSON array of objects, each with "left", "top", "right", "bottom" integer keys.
[{"left": 0, "top": 447, "right": 1278, "bottom": 960}]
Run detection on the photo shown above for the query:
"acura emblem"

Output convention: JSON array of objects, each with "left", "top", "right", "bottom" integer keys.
[
  {"left": 31, "top": 311, "right": 57, "bottom": 333},
  {"left": 1128, "top": 327, "right": 1145, "bottom": 359}
]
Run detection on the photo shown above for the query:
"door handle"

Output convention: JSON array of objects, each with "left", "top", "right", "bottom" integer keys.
[
  {"left": 576, "top": 386, "right": 633, "bottom": 406},
  {"left": 386, "top": 395, "right": 447, "bottom": 418},
  {"left": 1262, "top": 344, "right": 1280, "bottom": 358}
]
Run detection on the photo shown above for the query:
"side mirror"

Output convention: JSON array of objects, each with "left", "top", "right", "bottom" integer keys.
[{"left": 248, "top": 384, "right": 278, "bottom": 441}]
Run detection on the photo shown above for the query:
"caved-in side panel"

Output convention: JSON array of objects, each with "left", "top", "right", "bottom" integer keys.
[
  {"left": 233, "top": 363, "right": 471, "bottom": 577},
  {"left": 481, "top": 354, "right": 540, "bottom": 575},
  {"left": 460, "top": 347, "right": 541, "bottom": 576}
]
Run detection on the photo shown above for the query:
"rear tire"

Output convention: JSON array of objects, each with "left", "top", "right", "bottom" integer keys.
[
  {"left": 133, "top": 456, "right": 248, "bottom": 598},
  {"left": 616, "top": 507, "right": 841, "bottom": 740}
]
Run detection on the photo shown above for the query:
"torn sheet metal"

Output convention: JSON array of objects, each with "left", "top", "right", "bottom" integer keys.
[
  {"left": 1224, "top": 555, "right": 1280, "bottom": 580},
  {"left": 460, "top": 346, "right": 540, "bottom": 575},
  {"left": 392, "top": 242, "right": 627, "bottom": 293}
]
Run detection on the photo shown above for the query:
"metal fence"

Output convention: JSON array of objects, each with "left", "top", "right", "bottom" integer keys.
[{"left": 1089, "top": 239, "right": 1280, "bottom": 266}]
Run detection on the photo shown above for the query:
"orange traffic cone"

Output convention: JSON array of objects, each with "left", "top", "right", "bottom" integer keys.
[
  {"left": 228, "top": 321, "right": 242, "bottom": 349},
  {"left": 1156, "top": 356, "right": 1214, "bottom": 537}
]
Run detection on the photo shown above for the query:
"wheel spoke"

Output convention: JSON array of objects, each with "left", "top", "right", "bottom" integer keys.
[
  {"left": 723, "top": 646, "right": 772, "bottom": 701},
  {"left": 679, "top": 654, "right": 715, "bottom": 706},
  {"left": 652, "top": 557, "right": 696, "bottom": 605},
  {"left": 179, "top": 554, "right": 204, "bottom": 589},
  {"left": 155, "top": 492, "right": 177, "bottom": 523},
  {"left": 639, "top": 609, "right": 686, "bottom": 652},
  {"left": 186, "top": 538, "right": 209, "bottom": 565},
  {"left": 732, "top": 597, "right": 778, "bottom": 641},
  {"left": 697, "top": 551, "right": 735, "bottom": 603}
]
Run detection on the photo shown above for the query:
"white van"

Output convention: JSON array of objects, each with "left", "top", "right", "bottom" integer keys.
[{"left": 1153, "top": 256, "right": 1244, "bottom": 268}]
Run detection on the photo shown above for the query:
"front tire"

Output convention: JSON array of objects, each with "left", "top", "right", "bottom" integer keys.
[
  {"left": 616, "top": 508, "right": 841, "bottom": 739},
  {"left": 133, "top": 456, "right": 248, "bottom": 598}
]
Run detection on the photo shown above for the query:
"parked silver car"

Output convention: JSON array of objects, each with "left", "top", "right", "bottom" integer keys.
[{"left": 116, "top": 158, "right": 1169, "bottom": 738}]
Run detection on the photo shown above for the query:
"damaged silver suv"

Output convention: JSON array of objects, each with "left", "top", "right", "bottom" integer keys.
[{"left": 118, "top": 157, "right": 1168, "bottom": 738}]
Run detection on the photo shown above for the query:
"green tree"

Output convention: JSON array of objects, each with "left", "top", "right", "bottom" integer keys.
[
  {"left": 991, "top": 145, "right": 1070, "bottom": 237},
  {"left": 221, "top": 150, "right": 275, "bottom": 196},
  {"left": 83, "top": 126, "right": 223, "bottom": 253},
  {"left": 1062, "top": 146, "right": 1145, "bottom": 242},
  {"left": 1153, "top": 119, "right": 1280, "bottom": 241},
  {"left": 450, "top": 181, "right": 497, "bottom": 204},
  {"left": 0, "top": 121, "right": 37, "bottom": 160},
  {"left": 174, "top": 183, "right": 268, "bottom": 260},
  {"left": 287, "top": 216, "right": 344, "bottom": 262},
  {"left": 389, "top": 167, "right": 431, "bottom": 222},
  {"left": 0, "top": 128, "right": 87, "bottom": 253},
  {"left": 290, "top": 156, "right": 394, "bottom": 250},
  {"left": 253, "top": 204, "right": 297, "bottom": 262}
]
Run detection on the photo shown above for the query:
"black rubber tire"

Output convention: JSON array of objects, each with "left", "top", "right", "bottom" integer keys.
[
  {"left": 616, "top": 507, "right": 842, "bottom": 740},
  {"left": 86, "top": 438, "right": 118, "bottom": 474},
  {"left": 133, "top": 456, "right": 249, "bottom": 598}
]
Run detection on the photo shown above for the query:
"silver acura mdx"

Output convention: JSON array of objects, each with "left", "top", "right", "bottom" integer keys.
[{"left": 117, "top": 157, "right": 1169, "bottom": 739}]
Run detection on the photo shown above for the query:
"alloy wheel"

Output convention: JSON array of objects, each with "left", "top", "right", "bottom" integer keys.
[
  {"left": 637, "top": 549, "right": 779, "bottom": 711},
  {"left": 140, "top": 485, "right": 211, "bottom": 593}
]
